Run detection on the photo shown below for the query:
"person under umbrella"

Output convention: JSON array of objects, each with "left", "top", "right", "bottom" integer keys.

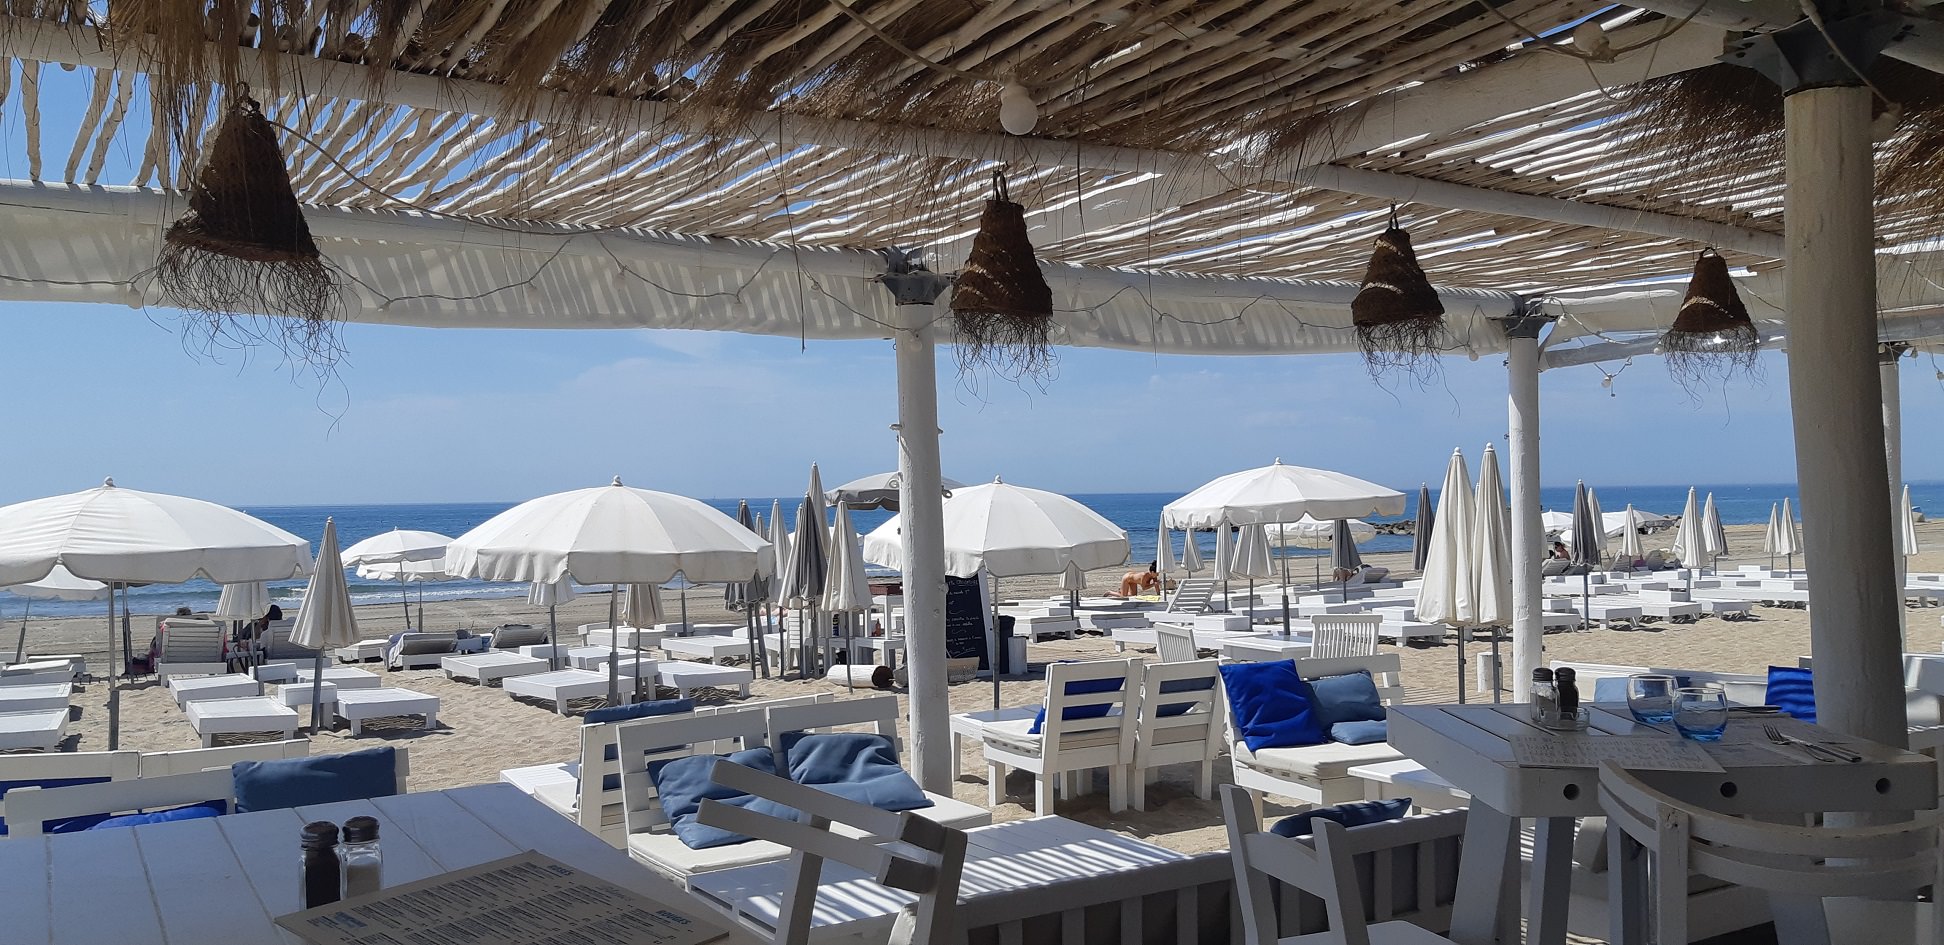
[
  {"left": 292, "top": 518, "right": 361, "bottom": 734},
  {"left": 1328, "top": 518, "right": 1364, "bottom": 603}
]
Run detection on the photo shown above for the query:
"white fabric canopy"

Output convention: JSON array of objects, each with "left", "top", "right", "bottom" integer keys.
[
  {"left": 824, "top": 471, "right": 967, "bottom": 512},
  {"left": 1154, "top": 516, "right": 1177, "bottom": 576},
  {"left": 1585, "top": 488, "right": 1608, "bottom": 562},
  {"left": 1060, "top": 561, "right": 1087, "bottom": 593},
  {"left": 2, "top": 564, "right": 109, "bottom": 601},
  {"left": 444, "top": 477, "right": 770, "bottom": 585},
  {"left": 1163, "top": 459, "right": 1404, "bottom": 528},
  {"left": 1471, "top": 445, "right": 1511, "bottom": 627},
  {"left": 1778, "top": 498, "right": 1803, "bottom": 558},
  {"left": 623, "top": 583, "right": 664, "bottom": 626},
  {"left": 0, "top": 479, "right": 312, "bottom": 586},
  {"left": 1265, "top": 515, "right": 1376, "bottom": 549},
  {"left": 1212, "top": 523, "right": 1235, "bottom": 582},
  {"left": 1233, "top": 523, "right": 1277, "bottom": 581},
  {"left": 1702, "top": 493, "right": 1728, "bottom": 558},
  {"left": 824, "top": 502, "right": 872, "bottom": 614},
  {"left": 292, "top": 519, "right": 360, "bottom": 650},
  {"left": 861, "top": 480, "right": 1129, "bottom": 578},
  {"left": 528, "top": 576, "right": 577, "bottom": 607},
  {"left": 214, "top": 581, "right": 272, "bottom": 620},
  {"left": 356, "top": 559, "right": 452, "bottom": 582},
  {"left": 1673, "top": 488, "right": 1707, "bottom": 568},
  {"left": 1415, "top": 449, "right": 1476, "bottom": 627},
  {"left": 1181, "top": 528, "right": 1205, "bottom": 573},
  {"left": 768, "top": 499, "right": 792, "bottom": 594},
  {"left": 1901, "top": 484, "right": 1922, "bottom": 557},
  {"left": 342, "top": 529, "right": 453, "bottom": 566},
  {"left": 1615, "top": 505, "right": 1645, "bottom": 561},
  {"left": 1765, "top": 504, "right": 1785, "bottom": 558}
]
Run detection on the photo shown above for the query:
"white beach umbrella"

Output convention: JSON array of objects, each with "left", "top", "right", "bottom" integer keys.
[
  {"left": 1181, "top": 529, "right": 1205, "bottom": 573},
  {"left": 3, "top": 565, "right": 110, "bottom": 663},
  {"left": 1585, "top": 488, "right": 1608, "bottom": 562},
  {"left": 1615, "top": 505, "right": 1645, "bottom": 562},
  {"left": 1901, "top": 484, "right": 1922, "bottom": 557},
  {"left": 0, "top": 479, "right": 313, "bottom": 748},
  {"left": 292, "top": 519, "right": 360, "bottom": 733},
  {"left": 825, "top": 501, "right": 872, "bottom": 615},
  {"left": 1779, "top": 497, "right": 1803, "bottom": 570},
  {"left": 446, "top": 477, "right": 769, "bottom": 702},
  {"left": 1674, "top": 488, "right": 1707, "bottom": 569},
  {"left": 623, "top": 583, "right": 665, "bottom": 627},
  {"left": 1265, "top": 515, "right": 1377, "bottom": 548},
  {"left": 1412, "top": 484, "right": 1435, "bottom": 573},
  {"left": 824, "top": 471, "right": 968, "bottom": 512},
  {"left": 344, "top": 529, "right": 453, "bottom": 628},
  {"left": 1472, "top": 446, "right": 1512, "bottom": 629},
  {"left": 1154, "top": 516, "right": 1177, "bottom": 578},
  {"left": 779, "top": 464, "right": 833, "bottom": 675},
  {"left": 1415, "top": 449, "right": 1477, "bottom": 628},
  {"left": 1764, "top": 503, "right": 1785, "bottom": 568},
  {"left": 1702, "top": 493, "right": 1728, "bottom": 566},
  {"left": 861, "top": 479, "right": 1129, "bottom": 579},
  {"left": 1541, "top": 510, "right": 1575, "bottom": 534},
  {"left": 356, "top": 559, "right": 451, "bottom": 582},
  {"left": 1164, "top": 459, "right": 1405, "bottom": 528},
  {"left": 214, "top": 581, "right": 271, "bottom": 620},
  {"left": 528, "top": 576, "right": 576, "bottom": 669}
]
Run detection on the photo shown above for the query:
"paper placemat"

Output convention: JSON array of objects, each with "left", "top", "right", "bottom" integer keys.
[
  {"left": 276, "top": 851, "right": 726, "bottom": 945},
  {"left": 1510, "top": 733, "right": 1725, "bottom": 773}
]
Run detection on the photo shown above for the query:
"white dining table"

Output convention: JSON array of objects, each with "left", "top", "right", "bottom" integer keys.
[
  {"left": 1389, "top": 703, "right": 1939, "bottom": 945},
  {"left": 0, "top": 782, "right": 751, "bottom": 945}
]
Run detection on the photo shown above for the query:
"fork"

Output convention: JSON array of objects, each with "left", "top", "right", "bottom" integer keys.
[{"left": 1763, "top": 723, "right": 1849, "bottom": 762}]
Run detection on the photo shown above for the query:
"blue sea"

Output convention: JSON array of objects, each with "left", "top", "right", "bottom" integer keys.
[{"left": 7, "top": 483, "right": 1937, "bottom": 619}]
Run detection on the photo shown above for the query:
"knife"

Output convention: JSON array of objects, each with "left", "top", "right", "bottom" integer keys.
[{"left": 1781, "top": 732, "right": 1861, "bottom": 763}]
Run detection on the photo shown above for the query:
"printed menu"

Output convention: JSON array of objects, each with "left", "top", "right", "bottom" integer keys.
[
  {"left": 275, "top": 851, "right": 727, "bottom": 945},
  {"left": 1510, "top": 733, "right": 1726, "bottom": 772}
]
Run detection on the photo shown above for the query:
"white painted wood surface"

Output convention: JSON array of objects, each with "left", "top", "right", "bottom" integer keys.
[
  {"left": 334, "top": 688, "right": 439, "bottom": 734},
  {"left": 0, "top": 783, "right": 752, "bottom": 944},
  {"left": 182, "top": 697, "right": 299, "bottom": 747},
  {"left": 1390, "top": 702, "right": 1939, "bottom": 945}
]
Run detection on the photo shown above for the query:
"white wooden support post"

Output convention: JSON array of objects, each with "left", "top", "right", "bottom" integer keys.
[
  {"left": 1504, "top": 315, "right": 1549, "bottom": 702},
  {"left": 1883, "top": 345, "right": 1907, "bottom": 642},
  {"left": 1784, "top": 85, "right": 1906, "bottom": 747},
  {"left": 895, "top": 304, "right": 951, "bottom": 792}
]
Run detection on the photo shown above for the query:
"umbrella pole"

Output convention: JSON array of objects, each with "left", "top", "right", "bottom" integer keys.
[
  {"left": 106, "top": 585, "right": 120, "bottom": 750},
  {"left": 678, "top": 580, "right": 689, "bottom": 632},
  {"left": 1279, "top": 542, "right": 1292, "bottom": 637},
  {"left": 14, "top": 600, "right": 30, "bottom": 664},
  {"left": 1581, "top": 573, "right": 1592, "bottom": 631},
  {"left": 398, "top": 571, "right": 410, "bottom": 629},
  {"left": 607, "top": 585, "right": 620, "bottom": 705},
  {"left": 1456, "top": 624, "right": 1466, "bottom": 705},
  {"left": 309, "top": 652, "right": 326, "bottom": 733},
  {"left": 547, "top": 605, "right": 560, "bottom": 671},
  {"left": 991, "top": 576, "right": 1002, "bottom": 711}
]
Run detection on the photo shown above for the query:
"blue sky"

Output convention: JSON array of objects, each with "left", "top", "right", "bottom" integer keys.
[{"left": 2, "top": 302, "right": 1937, "bottom": 506}]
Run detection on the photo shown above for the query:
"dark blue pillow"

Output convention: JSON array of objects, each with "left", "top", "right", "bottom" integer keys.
[
  {"left": 647, "top": 748, "right": 795, "bottom": 849},
  {"left": 1156, "top": 674, "right": 1217, "bottom": 718},
  {"left": 1329, "top": 720, "right": 1388, "bottom": 745},
  {"left": 82, "top": 801, "right": 227, "bottom": 832},
  {"left": 1766, "top": 666, "right": 1816, "bottom": 723},
  {"left": 1271, "top": 797, "right": 1411, "bottom": 838},
  {"left": 233, "top": 747, "right": 399, "bottom": 813},
  {"left": 1028, "top": 669, "right": 1124, "bottom": 734},
  {"left": 1219, "top": 660, "right": 1326, "bottom": 752},
  {"left": 1306, "top": 671, "right": 1385, "bottom": 726},
  {"left": 0, "top": 777, "right": 112, "bottom": 837},
  {"left": 587, "top": 697, "right": 694, "bottom": 726},
  {"left": 782, "top": 732, "right": 932, "bottom": 812}
]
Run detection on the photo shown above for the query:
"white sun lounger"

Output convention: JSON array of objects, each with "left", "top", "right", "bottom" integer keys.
[
  {"left": 442, "top": 652, "right": 548, "bottom": 685},
  {"left": 184, "top": 696, "right": 300, "bottom": 747},
  {"left": 0, "top": 683, "right": 73, "bottom": 714},
  {"left": 294, "top": 666, "right": 382, "bottom": 688},
  {"left": 657, "top": 661, "right": 752, "bottom": 699},
  {"left": 659, "top": 635, "right": 754, "bottom": 663},
  {"left": 655, "top": 622, "right": 742, "bottom": 637},
  {"left": 502, "top": 669, "right": 628, "bottom": 715},
  {"left": 0, "top": 708, "right": 70, "bottom": 751},
  {"left": 334, "top": 687, "right": 439, "bottom": 735},
  {"left": 275, "top": 682, "right": 339, "bottom": 710},
  {"left": 581, "top": 625, "right": 666, "bottom": 650},
  {"left": 168, "top": 673, "right": 261, "bottom": 708}
]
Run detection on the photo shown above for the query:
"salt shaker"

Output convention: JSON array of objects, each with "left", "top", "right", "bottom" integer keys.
[
  {"left": 1529, "top": 668, "right": 1557, "bottom": 725},
  {"left": 340, "top": 816, "right": 382, "bottom": 899},
  {"left": 300, "top": 821, "right": 341, "bottom": 909}
]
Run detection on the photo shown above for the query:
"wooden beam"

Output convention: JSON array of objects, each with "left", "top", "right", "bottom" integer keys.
[{"left": 1624, "top": 0, "right": 1944, "bottom": 74}]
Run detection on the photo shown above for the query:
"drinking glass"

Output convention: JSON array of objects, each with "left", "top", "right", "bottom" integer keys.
[
  {"left": 1674, "top": 686, "right": 1729, "bottom": 741},
  {"left": 1626, "top": 674, "right": 1677, "bottom": 724}
]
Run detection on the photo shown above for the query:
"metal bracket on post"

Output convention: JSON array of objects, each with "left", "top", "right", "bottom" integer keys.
[
  {"left": 874, "top": 248, "right": 952, "bottom": 306},
  {"left": 1495, "top": 306, "right": 1555, "bottom": 342},
  {"left": 1720, "top": 8, "right": 1913, "bottom": 93},
  {"left": 1879, "top": 341, "right": 1910, "bottom": 363}
]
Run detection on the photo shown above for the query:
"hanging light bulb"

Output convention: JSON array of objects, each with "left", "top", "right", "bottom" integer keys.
[
  {"left": 1601, "top": 373, "right": 1615, "bottom": 396},
  {"left": 1571, "top": 21, "right": 1612, "bottom": 60},
  {"left": 999, "top": 83, "right": 1039, "bottom": 136}
]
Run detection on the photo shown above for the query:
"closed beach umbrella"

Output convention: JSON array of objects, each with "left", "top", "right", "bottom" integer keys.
[
  {"left": 1415, "top": 449, "right": 1476, "bottom": 628},
  {"left": 292, "top": 518, "right": 360, "bottom": 733},
  {"left": 1764, "top": 503, "right": 1784, "bottom": 569},
  {"left": 1213, "top": 523, "right": 1235, "bottom": 581},
  {"left": 1329, "top": 518, "right": 1364, "bottom": 602},
  {"left": 1585, "top": 488, "right": 1608, "bottom": 563},
  {"left": 4, "top": 565, "right": 109, "bottom": 663},
  {"left": 1412, "top": 483, "right": 1435, "bottom": 573},
  {"left": 1154, "top": 516, "right": 1177, "bottom": 582},
  {"left": 529, "top": 576, "right": 575, "bottom": 670},
  {"left": 1234, "top": 523, "right": 1275, "bottom": 580},
  {"left": 1616, "top": 505, "right": 1645, "bottom": 563},
  {"left": 1472, "top": 446, "right": 1512, "bottom": 700},
  {"left": 1674, "top": 488, "right": 1707, "bottom": 570},
  {"left": 825, "top": 501, "right": 872, "bottom": 680},
  {"left": 1779, "top": 497, "right": 1803, "bottom": 570},
  {"left": 1567, "top": 481, "right": 1602, "bottom": 630},
  {"left": 1902, "top": 484, "right": 1922, "bottom": 557},
  {"left": 1181, "top": 528, "right": 1205, "bottom": 574},
  {"left": 724, "top": 502, "right": 754, "bottom": 614},
  {"left": 780, "top": 493, "right": 830, "bottom": 675},
  {"left": 623, "top": 583, "right": 664, "bottom": 627},
  {"left": 446, "top": 477, "right": 769, "bottom": 703},
  {"left": 0, "top": 479, "right": 312, "bottom": 748},
  {"left": 728, "top": 502, "right": 771, "bottom": 677},
  {"left": 343, "top": 529, "right": 452, "bottom": 628},
  {"left": 1702, "top": 493, "right": 1728, "bottom": 568},
  {"left": 215, "top": 581, "right": 271, "bottom": 621},
  {"left": 825, "top": 471, "right": 967, "bottom": 512}
]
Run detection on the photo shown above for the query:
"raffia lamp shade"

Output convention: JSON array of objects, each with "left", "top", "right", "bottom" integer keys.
[
  {"left": 1351, "top": 212, "right": 1445, "bottom": 373},
  {"left": 1661, "top": 248, "right": 1758, "bottom": 383},
  {"left": 952, "top": 172, "right": 1054, "bottom": 380}
]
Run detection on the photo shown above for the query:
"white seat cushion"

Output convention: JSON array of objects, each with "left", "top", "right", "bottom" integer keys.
[
  {"left": 981, "top": 717, "right": 1122, "bottom": 756},
  {"left": 629, "top": 830, "right": 793, "bottom": 876},
  {"left": 532, "top": 780, "right": 580, "bottom": 817},
  {"left": 912, "top": 791, "right": 992, "bottom": 830},
  {"left": 1234, "top": 739, "right": 1403, "bottom": 782}
]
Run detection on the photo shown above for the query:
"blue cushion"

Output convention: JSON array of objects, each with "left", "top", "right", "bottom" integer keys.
[
  {"left": 1306, "top": 671, "right": 1385, "bottom": 726},
  {"left": 1270, "top": 797, "right": 1411, "bottom": 838},
  {"left": 587, "top": 697, "right": 693, "bottom": 726},
  {"left": 1219, "top": 660, "right": 1327, "bottom": 752},
  {"left": 781, "top": 732, "right": 932, "bottom": 812},
  {"left": 1028, "top": 669, "right": 1124, "bottom": 734},
  {"left": 1329, "top": 720, "right": 1389, "bottom": 745},
  {"left": 232, "top": 747, "right": 399, "bottom": 813},
  {"left": 647, "top": 748, "right": 795, "bottom": 849},
  {"left": 1766, "top": 666, "right": 1816, "bottom": 723},
  {"left": 1593, "top": 676, "right": 1628, "bottom": 703},
  {"left": 1156, "top": 674, "right": 1217, "bottom": 717},
  {"left": 79, "top": 801, "right": 227, "bottom": 832},
  {"left": 0, "top": 777, "right": 112, "bottom": 836}
]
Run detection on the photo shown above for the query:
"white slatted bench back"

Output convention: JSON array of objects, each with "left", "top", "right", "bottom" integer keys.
[
  {"left": 614, "top": 710, "right": 772, "bottom": 838},
  {"left": 1166, "top": 577, "right": 1217, "bottom": 615},
  {"left": 1310, "top": 615, "right": 1382, "bottom": 659},
  {"left": 1295, "top": 653, "right": 1405, "bottom": 704},
  {"left": 138, "top": 739, "right": 309, "bottom": 776},
  {"left": 1221, "top": 784, "right": 1466, "bottom": 945},
  {"left": 1039, "top": 659, "right": 1140, "bottom": 769},
  {"left": 1133, "top": 659, "right": 1222, "bottom": 765},
  {"left": 696, "top": 758, "right": 968, "bottom": 945},
  {"left": 159, "top": 622, "right": 226, "bottom": 662},
  {"left": 1153, "top": 624, "right": 1199, "bottom": 663},
  {"left": 5, "top": 768, "right": 237, "bottom": 839},
  {"left": 765, "top": 694, "right": 903, "bottom": 761},
  {"left": 0, "top": 750, "right": 141, "bottom": 833}
]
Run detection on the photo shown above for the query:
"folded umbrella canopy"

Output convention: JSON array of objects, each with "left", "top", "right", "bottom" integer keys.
[
  {"left": 1615, "top": 505, "right": 1645, "bottom": 563},
  {"left": 0, "top": 479, "right": 312, "bottom": 748},
  {"left": 1412, "top": 484, "right": 1435, "bottom": 573},
  {"left": 1328, "top": 518, "right": 1364, "bottom": 602},
  {"left": 1233, "top": 523, "right": 1276, "bottom": 614},
  {"left": 778, "top": 483, "right": 831, "bottom": 677},
  {"left": 1764, "top": 503, "right": 1785, "bottom": 570},
  {"left": 1779, "top": 497, "right": 1803, "bottom": 571},
  {"left": 1416, "top": 450, "right": 1476, "bottom": 700},
  {"left": 1702, "top": 493, "right": 1728, "bottom": 568},
  {"left": 1568, "top": 481, "right": 1602, "bottom": 628},
  {"left": 1472, "top": 446, "right": 1513, "bottom": 701},
  {"left": 1903, "top": 484, "right": 1923, "bottom": 557},
  {"left": 445, "top": 477, "right": 769, "bottom": 704},
  {"left": 824, "top": 501, "right": 873, "bottom": 685},
  {"left": 292, "top": 518, "right": 361, "bottom": 733},
  {"left": 725, "top": 501, "right": 771, "bottom": 677},
  {"left": 1674, "top": 488, "right": 1707, "bottom": 570},
  {"left": 824, "top": 471, "right": 968, "bottom": 512},
  {"left": 1154, "top": 515, "right": 1177, "bottom": 591}
]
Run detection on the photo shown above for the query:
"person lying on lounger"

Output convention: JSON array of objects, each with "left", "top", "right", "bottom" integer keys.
[{"left": 1118, "top": 561, "right": 1161, "bottom": 597}]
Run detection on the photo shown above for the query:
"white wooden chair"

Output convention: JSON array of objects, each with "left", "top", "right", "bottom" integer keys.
[
  {"left": 762, "top": 695, "right": 992, "bottom": 830},
  {"left": 695, "top": 758, "right": 968, "bottom": 945},
  {"left": 1154, "top": 623, "right": 1200, "bottom": 663},
  {"left": 1221, "top": 783, "right": 1467, "bottom": 945},
  {"left": 0, "top": 750, "right": 140, "bottom": 837},
  {"left": 1598, "top": 761, "right": 1944, "bottom": 945},
  {"left": 981, "top": 659, "right": 1139, "bottom": 814},
  {"left": 1129, "top": 658, "right": 1222, "bottom": 810},
  {"left": 137, "top": 739, "right": 309, "bottom": 776},
  {"left": 615, "top": 708, "right": 791, "bottom": 878},
  {"left": 155, "top": 619, "right": 228, "bottom": 680},
  {"left": 1311, "top": 615, "right": 1382, "bottom": 658},
  {"left": 1227, "top": 654, "right": 1407, "bottom": 813}
]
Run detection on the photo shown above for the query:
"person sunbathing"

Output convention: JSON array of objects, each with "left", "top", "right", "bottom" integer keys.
[{"left": 1118, "top": 561, "right": 1161, "bottom": 597}]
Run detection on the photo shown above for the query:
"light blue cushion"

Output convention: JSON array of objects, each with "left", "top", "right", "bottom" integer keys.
[
  {"left": 647, "top": 748, "right": 794, "bottom": 849},
  {"left": 232, "top": 746, "right": 398, "bottom": 813},
  {"left": 1593, "top": 676, "right": 1628, "bottom": 703},
  {"left": 1271, "top": 797, "right": 1411, "bottom": 838},
  {"left": 781, "top": 732, "right": 932, "bottom": 812},
  {"left": 587, "top": 697, "right": 694, "bottom": 726},
  {"left": 1219, "top": 660, "right": 1326, "bottom": 752},
  {"left": 1028, "top": 667, "right": 1124, "bottom": 734},
  {"left": 1766, "top": 666, "right": 1816, "bottom": 723},
  {"left": 83, "top": 801, "right": 227, "bottom": 832},
  {"left": 1306, "top": 671, "right": 1385, "bottom": 726},
  {"left": 1329, "top": 720, "right": 1389, "bottom": 745},
  {"left": 1156, "top": 675, "right": 1217, "bottom": 717}
]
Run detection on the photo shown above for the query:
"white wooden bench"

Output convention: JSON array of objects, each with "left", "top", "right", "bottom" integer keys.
[
  {"left": 441, "top": 651, "right": 547, "bottom": 685},
  {"left": 1226, "top": 654, "right": 1408, "bottom": 813},
  {"left": 184, "top": 696, "right": 300, "bottom": 747}
]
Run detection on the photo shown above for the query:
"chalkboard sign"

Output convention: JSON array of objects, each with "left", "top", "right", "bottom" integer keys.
[{"left": 944, "top": 574, "right": 990, "bottom": 667}]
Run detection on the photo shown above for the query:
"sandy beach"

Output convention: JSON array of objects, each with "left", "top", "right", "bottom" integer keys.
[{"left": 13, "top": 521, "right": 1944, "bottom": 859}]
